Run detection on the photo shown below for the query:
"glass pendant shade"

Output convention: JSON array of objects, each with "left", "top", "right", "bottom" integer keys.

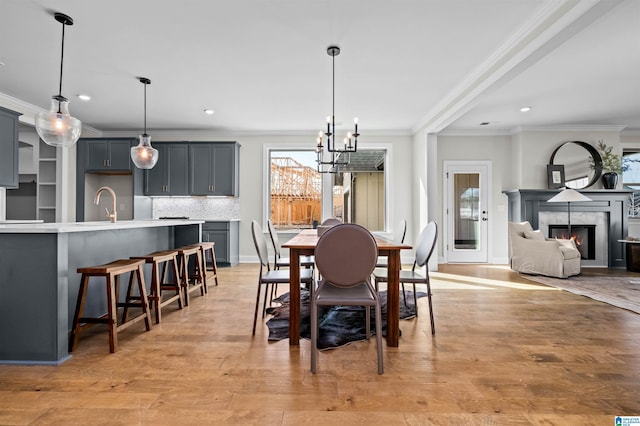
[
  {"left": 35, "top": 97, "right": 82, "bottom": 148},
  {"left": 131, "top": 133, "right": 159, "bottom": 169}
]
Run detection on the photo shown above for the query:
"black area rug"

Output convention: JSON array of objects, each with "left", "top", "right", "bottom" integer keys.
[{"left": 265, "top": 289, "right": 426, "bottom": 350}]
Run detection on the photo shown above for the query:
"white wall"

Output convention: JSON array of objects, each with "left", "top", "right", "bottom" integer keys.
[
  {"left": 233, "top": 133, "right": 414, "bottom": 261},
  {"left": 437, "top": 134, "right": 512, "bottom": 264},
  {"left": 18, "top": 127, "right": 39, "bottom": 175},
  {"left": 621, "top": 132, "right": 640, "bottom": 151},
  {"left": 513, "top": 129, "right": 622, "bottom": 190},
  {"left": 84, "top": 174, "right": 133, "bottom": 221},
  {"left": 436, "top": 128, "right": 628, "bottom": 264}
]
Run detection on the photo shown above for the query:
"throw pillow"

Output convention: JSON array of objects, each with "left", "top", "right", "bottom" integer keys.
[{"left": 524, "top": 230, "right": 545, "bottom": 240}]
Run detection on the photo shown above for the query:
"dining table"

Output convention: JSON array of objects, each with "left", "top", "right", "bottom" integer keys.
[{"left": 283, "top": 228, "right": 411, "bottom": 347}]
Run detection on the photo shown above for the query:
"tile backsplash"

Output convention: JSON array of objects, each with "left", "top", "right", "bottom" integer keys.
[{"left": 152, "top": 197, "right": 239, "bottom": 219}]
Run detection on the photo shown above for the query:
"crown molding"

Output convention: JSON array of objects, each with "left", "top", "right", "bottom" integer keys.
[
  {"left": 438, "top": 129, "right": 513, "bottom": 137},
  {"left": 512, "top": 125, "right": 627, "bottom": 133},
  {"left": 439, "top": 124, "right": 631, "bottom": 137},
  {"left": 100, "top": 128, "right": 412, "bottom": 139},
  {"left": 621, "top": 129, "right": 640, "bottom": 136}
]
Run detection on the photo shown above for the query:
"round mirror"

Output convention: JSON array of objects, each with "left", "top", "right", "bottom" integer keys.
[{"left": 549, "top": 141, "right": 602, "bottom": 189}]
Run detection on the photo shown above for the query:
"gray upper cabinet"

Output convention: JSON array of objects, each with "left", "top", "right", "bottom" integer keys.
[
  {"left": 0, "top": 107, "right": 21, "bottom": 188},
  {"left": 189, "top": 142, "right": 239, "bottom": 196},
  {"left": 144, "top": 143, "right": 189, "bottom": 195},
  {"left": 76, "top": 138, "right": 137, "bottom": 221},
  {"left": 85, "top": 139, "right": 132, "bottom": 171}
]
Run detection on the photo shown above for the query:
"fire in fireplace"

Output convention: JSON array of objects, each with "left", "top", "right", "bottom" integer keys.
[{"left": 548, "top": 224, "right": 596, "bottom": 260}]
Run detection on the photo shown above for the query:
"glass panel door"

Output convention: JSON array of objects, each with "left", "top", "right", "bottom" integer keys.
[{"left": 445, "top": 162, "right": 489, "bottom": 263}]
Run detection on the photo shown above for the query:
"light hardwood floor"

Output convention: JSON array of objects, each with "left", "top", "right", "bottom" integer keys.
[{"left": 1, "top": 263, "right": 639, "bottom": 425}]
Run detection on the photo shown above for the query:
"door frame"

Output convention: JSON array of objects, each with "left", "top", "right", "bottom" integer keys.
[{"left": 443, "top": 160, "right": 492, "bottom": 263}]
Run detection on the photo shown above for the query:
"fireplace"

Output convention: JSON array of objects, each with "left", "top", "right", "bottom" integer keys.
[
  {"left": 548, "top": 224, "right": 596, "bottom": 260},
  {"left": 504, "top": 189, "right": 630, "bottom": 267}
]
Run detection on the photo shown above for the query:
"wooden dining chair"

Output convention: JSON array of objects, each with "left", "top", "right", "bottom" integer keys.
[
  {"left": 311, "top": 223, "right": 383, "bottom": 374},
  {"left": 373, "top": 221, "right": 438, "bottom": 335},
  {"left": 250, "top": 220, "right": 313, "bottom": 335},
  {"left": 376, "top": 219, "right": 407, "bottom": 267}
]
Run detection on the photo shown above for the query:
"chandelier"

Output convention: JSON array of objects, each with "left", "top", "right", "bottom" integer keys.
[{"left": 316, "top": 46, "right": 359, "bottom": 173}]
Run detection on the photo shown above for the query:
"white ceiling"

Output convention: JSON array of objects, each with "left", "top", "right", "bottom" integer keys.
[{"left": 1, "top": 0, "right": 638, "bottom": 136}]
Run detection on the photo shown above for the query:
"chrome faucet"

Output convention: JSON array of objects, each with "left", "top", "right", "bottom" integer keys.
[{"left": 94, "top": 186, "right": 117, "bottom": 223}]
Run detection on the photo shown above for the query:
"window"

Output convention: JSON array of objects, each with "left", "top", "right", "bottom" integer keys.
[
  {"left": 623, "top": 151, "right": 640, "bottom": 217},
  {"left": 267, "top": 147, "right": 388, "bottom": 231},
  {"left": 269, "top": 150, "right": 321, "bottom": 230}
]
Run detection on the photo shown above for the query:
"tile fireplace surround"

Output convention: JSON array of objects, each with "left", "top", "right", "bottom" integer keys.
[{"left": 504, "top": 189, "right": 632, "bottom": 268}]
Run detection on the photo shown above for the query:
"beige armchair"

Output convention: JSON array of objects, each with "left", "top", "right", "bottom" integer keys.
[{"left": 508, "top": 221, "right": 581, "bottom": 278}]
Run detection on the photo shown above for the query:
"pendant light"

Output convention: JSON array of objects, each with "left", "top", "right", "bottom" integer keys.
[
  {"left": 35, "top": 12, "right": 82, "bottom": 148},
  {"left": 130, "top": 77, "right": 159, "bottom": 169}
]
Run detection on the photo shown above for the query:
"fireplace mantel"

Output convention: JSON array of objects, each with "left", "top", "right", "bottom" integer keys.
[{"left": 503, "top": 189, "right": 632, "bottom": 267}]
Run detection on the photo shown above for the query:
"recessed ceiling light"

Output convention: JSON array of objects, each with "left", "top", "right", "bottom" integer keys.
[
  {"left": 77, "top": 94, "right": 91, "bottom": 101},
  {"left": 204, "top": 109, "right": 215, "bottom": 115},
  {"left": 480, "top": 122, "right": 490, "bottom": 126},
  {"left": 520, "top": 106, "right": 532, "bottom": 112}
]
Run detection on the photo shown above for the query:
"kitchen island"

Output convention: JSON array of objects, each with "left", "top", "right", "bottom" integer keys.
[{"left": 0, "top": 219, "right": 203, "bottom": 364}]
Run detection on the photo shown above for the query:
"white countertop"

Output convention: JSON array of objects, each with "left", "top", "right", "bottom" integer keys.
[
  {"left": 0, "top": 219, "right": 204, "bottom": 234},
  {"left": 0, "top": 220, "right": 45, "bottom": 224}
]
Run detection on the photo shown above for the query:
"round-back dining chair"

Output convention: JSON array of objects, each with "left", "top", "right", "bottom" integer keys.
[
  {"left": 311, "top": 223, "right": 383, "bottom": 374},
  {"left": 373, "top": 221, "right": 438, "bottom": 335}
]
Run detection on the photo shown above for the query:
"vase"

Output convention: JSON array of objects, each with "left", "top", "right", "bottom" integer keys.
[{"left": 602, "top": 172, "right": 618, "bottom": 189}]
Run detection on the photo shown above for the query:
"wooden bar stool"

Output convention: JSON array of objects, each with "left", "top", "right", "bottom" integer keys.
[
  {"left": 177, "top": 245, "right": 206, "bottom": 306},
  {"left": 69, "top": 259, "right": 152, "bottom": 353},
  {"left": 189, "top": 242, "right": 219, "bottom": 287},
  {"left": 131, "top": 249, "right": 183, "bottom": 324}
]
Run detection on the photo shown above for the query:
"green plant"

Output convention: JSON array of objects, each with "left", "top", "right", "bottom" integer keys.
[{"left": 590, "top": 141, "right": 628, "bottom": 174}]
